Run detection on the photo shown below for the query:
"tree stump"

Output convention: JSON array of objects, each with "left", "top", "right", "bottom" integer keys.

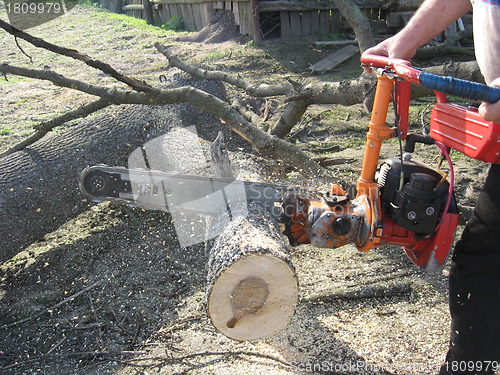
[{"left": 206, "top": 202, "right": 298, "bottom": 341}]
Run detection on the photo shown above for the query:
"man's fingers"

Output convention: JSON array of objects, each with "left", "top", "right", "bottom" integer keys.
[{"left": 479, "top": 102, "right": 500, "bottom": 123}]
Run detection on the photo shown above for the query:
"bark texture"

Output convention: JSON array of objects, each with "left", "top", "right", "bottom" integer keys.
[{"left": 333, "top": 0, "right": 375, "bottom": 52}]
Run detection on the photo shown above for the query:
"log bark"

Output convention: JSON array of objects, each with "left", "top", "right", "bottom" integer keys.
[
  {"left": 210, "top": 131, "right": 233, "bottom": 178},
  {"left": 270, "top": 99, "right": 312, "bottom": 138},
  {"left": 206, "top": 203, "right": 298, "bottom": 341},
  {"left": 333, "top": 0, "right": 375, "bottom": 53}
]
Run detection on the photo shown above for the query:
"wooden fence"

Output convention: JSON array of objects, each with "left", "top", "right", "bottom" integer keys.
[{"left": 117, "top": 0, "right": 412, "bottom": 39}]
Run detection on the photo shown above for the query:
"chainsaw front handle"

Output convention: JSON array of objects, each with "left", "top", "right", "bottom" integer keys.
[{"left": 361, "top": 54, "right": 500, "bottom": 104}]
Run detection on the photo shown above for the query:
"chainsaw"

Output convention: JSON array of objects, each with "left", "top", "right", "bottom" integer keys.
[{"left": 80, "top": 55, "right": 500, "bottom": 272}]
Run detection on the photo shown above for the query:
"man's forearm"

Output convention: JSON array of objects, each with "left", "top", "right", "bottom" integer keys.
[
  {"left": 364, "top": 0, "right": 472, "bottom": 58},
  {"left": 398, "top": 0, "right": 472, "bottom": 51}
]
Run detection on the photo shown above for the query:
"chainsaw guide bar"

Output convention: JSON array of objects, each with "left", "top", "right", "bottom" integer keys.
[{"left": 80, "top": 165, "right": 322, "bottom": 222}]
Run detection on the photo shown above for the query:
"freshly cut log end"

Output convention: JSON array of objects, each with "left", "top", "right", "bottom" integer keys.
[
  {"left": 208, "top": 253, "right": 298, "bottom": 341},
  {"left": 206, "top": 203, "right": 298, "bottom": 341}
]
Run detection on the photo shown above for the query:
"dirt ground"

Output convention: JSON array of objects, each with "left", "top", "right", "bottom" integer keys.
[{"left": 0, "top": 4, "right": 494, "bottom": 375}]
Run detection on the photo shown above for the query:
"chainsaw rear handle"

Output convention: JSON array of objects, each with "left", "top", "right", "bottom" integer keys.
[{"left": 361, "top": 54, "right": 500, "bottom": 104}]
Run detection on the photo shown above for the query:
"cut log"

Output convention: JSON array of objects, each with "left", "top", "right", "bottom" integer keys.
[{"left": 206, "top": 202, "right": 298, "bottom": 341}]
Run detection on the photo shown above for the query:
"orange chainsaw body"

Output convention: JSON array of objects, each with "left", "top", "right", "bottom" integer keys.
[{"left": 287, "top": 72, "right": 466, "bottom": 272}]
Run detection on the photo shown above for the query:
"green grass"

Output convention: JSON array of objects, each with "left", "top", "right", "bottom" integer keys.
[
  {"left": 197, "top": 49, "right": 233, "bottom": 63},
  {"left": 81, "top": 3, "right": 181, "bottom": 35},
  {"left": 160, "top": 14, "right": 185, "bottom": 32},
  {"left": 0, "top": 76, "right": 31, "bottom": 85},
  {"left": 315, "top": 32, "right": 348, "bottom": 42}
]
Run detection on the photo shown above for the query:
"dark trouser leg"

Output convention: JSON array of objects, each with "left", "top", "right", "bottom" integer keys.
[{"left": 440, "top": 164, "right": 500, "bottom": 375}]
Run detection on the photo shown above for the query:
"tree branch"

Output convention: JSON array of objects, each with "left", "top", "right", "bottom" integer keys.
[
  {"left": 232, "top": 98, "right": 269, "bottom": 129},
  {"left": 0, "top": 280, "right": 104, "bottom": 330},
  {"left": 0, "top": 349, "right": 292, "bottom": 372},
  {"left": 270, "top": 98, "right": 312, "bottom": 138},
  {"left": 0, "top": 19, "right": 154, "bottom": 94},
  {"left": 0, "top": 64, "right": 326, "bottom": 176},
  {"left": 120, "top": 350, "right": 292, "bottom": 368},
  {"left": 0, "top": 98, "right": 112, "bottom": 159},
  {"left": 155, "top": 42, "right": 294, "bottom": 97}
]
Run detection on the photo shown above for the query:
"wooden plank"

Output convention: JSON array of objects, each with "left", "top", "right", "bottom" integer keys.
[
  {"left": 301, "top": 10, "right": 312, "bottom": 35},
  {"left": 182, "top": 3, "right": 196, "bottom": 30},
  {"left": 164, "top": 3, "right": 173, "bottom": 20},
  {"left": 123, "top": 4, "right": 145, "bottom": 11},
  {"left": 193, "top": 3, "right": 202, "bottom": 29},
  {"left": 386, "top": 11, "right": 413, "bottom": 28},
  {"left": 239, "top": 1, "right": 247, "bottom": 34},
  {"left": 289, "top": 11, "right": 302, "bottom": 36},
  {"left": 319, "top": 9, "right": 331, "bottom": 35},
  {"left": 200, "top": 2, "right": 214, "bottom": 26},
  {"left": 330, "top": 9, "right": 342, "bottom": 33},
  {"left": 164, "top": 4, "right": 173, "bottom": 18},
  {"left": 225, "top": 1, "right": 232, "bottom": 10},
  {"left": 213, "top": 1, "right": 224, "bottom": 9},
  {"left": 308, "top": 44, "right": 359, "bottom": 72},
  {"left": 394, "top": 0, "right": 424, "bottom": 11},
  {"left": 280, "top": 11, "right": 292, "bottom": 39},
  {"left": 192, "top": 4, "right": 203, "bottom": 30},
  {"left": 310, "top": 9, "right": 321, "bottom": 35},
  {"left": 233, "top": 1, "right": 240, "bottom": 25},
  {"left": 259, "top": 1, "right": 382, "bottom": 12},
  {"left": 239, "top": 1, "right": 252, "bottom": 35},
  {"left": 171, "top": 4, "right": 182, "bottom": 18}
]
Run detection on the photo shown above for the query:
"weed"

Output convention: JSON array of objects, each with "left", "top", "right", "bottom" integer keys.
[
  {"left": 197, "top": 49, "right": 233, "bottom": 62},
  {"left": 315, "top": 32, "right": 348, "bottom": 41},
  {"left": 244, "top": 40, "right": 255, "bottom": 48},
  {"left": 0, "top": 128, "right": 11, "bottom": 135},
  {"left": 160, "top": 15, "right": 185, "bottom": 32},
  {"left": 0, "top": 76, "right": 30, "bottom": 85},
  {"left": 15, "top": 98, "right": 29, "bottom": 105}
]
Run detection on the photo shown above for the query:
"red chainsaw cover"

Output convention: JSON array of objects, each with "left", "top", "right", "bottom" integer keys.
[
  {"left": 380, "top": 212, "right": 459, "bottom": 272},
  {"left": 430, "top": 103, "right": 500, "bottom": 164}
]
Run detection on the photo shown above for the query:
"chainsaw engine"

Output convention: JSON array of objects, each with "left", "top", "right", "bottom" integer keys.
[
  {"left": 375, "top": 155, "right": 459, "bottom": 271},
  {"left": 378, "top": 157, "right": 446, "bottom": 237}
]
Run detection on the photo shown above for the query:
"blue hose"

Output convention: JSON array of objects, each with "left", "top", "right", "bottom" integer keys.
[{"left": 419, "top": 71, "right": 500, "bottom": 103}]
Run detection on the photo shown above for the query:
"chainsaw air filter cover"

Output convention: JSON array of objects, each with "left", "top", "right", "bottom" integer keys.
[{"left": 392, "top": 173, "right": 441, "bottom": 235}]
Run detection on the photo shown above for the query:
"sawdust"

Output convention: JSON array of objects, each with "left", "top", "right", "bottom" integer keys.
[{"left": 0, "top": 4, "right": 494, "bottom": 375}]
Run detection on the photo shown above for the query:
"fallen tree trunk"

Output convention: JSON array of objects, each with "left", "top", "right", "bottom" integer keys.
[
  {"left": 206, "top": 203, "right": 298, "bottom": 341},
  {"left": 0, "top": 75, "right": 226, "bottom": 261}
]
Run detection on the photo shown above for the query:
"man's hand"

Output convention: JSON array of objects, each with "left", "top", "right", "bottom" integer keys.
[
  {"left": 478, "top": 78, "right": 500, "bottom": 123},
  {"left": 362, "top": 35, "right": 417, "bottom": 60}
]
